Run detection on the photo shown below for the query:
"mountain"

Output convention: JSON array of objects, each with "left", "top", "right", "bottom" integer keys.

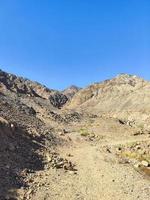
[
  {"left": 0, "top": 69, "right": 55, "bottom": 98},
  {"left": 66, "top": 74, "right": 150, "bottom": 126},
  {"left": 0, "top": 69, "right": 149, "bottom": 200},
  {"left": 1, "top": 69, "right": 150, "bottom": 126},
  {"left": 0, "top": 69, "right": 74, "bottom": 110},
  {"left": 62, "top": 85, "right": 81, "bottom": 99}
]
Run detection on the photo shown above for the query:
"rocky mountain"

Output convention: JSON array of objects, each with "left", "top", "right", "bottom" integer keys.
[
  {"left": 66, "top": 74, "right": 150, "bottom": 126},
  {"left": 0, "top": 69, "right": 149, "bottom": 200},
  {"left": 1, "top": 69, "right": 150, "bottom": 126},
  {"left": 0, "top": 69, "right": 75, "bottom": 110},
  {"left": 0, "top": 69, "right": 55, "bottom": 99}
]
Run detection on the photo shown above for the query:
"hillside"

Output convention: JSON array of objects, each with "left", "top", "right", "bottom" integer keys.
[{"left": 66, "top": 74, "right": 150, "bottom": 126}]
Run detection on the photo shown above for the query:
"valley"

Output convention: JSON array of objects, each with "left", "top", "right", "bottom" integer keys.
[{"left": 0, "top": 69, "right": 149, "bottom": 200}]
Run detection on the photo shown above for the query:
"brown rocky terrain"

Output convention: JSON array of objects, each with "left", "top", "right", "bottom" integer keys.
[
  {"left": 0, "top": 69, "right": 149, "bottom": 200},
  {"left": 66, "top": 73, "right": 150, "bottom": 128}
]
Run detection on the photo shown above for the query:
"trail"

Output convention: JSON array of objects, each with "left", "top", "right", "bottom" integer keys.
[{"left": 31, "top": 136, "right": 150, "bottom": 200}]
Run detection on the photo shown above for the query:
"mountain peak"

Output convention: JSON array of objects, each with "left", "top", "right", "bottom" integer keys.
[
  {"left": 116, "top": 73, "right": 138, "bottom": 79},
  {"left": 63, "top": 85, "right": 81, "bottom": 99},
  {"left": 69, "top": 85, "right": 81, "bottom": 90}
]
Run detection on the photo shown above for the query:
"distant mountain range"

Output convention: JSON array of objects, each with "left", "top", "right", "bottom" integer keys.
[{"left": 0, "top": 69, "right": 150, "bottom": 126}]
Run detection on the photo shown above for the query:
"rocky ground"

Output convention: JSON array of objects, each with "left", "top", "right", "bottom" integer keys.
[{"left": 0, "top": 69, "right": 149, "bottom": 200}]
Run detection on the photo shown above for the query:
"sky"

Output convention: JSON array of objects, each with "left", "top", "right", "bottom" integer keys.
[{"left": 0, "top": 0, "right": 150, "bottom": 90}]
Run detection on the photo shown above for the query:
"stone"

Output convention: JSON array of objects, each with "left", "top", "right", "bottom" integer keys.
[
  {"left": 67, "top": 153, "right": 73, "bottom": 157},
  {"left": 68, "top": 171, "right": 77, "bottom": 175},
  {"left": 134, "top": 163, "right": 140, "bottom": 168},
  {"left": 10, "top": 123, "right": 15, "bottom": 131},
  {"left": 141, "top": 160, "right": 149, "bottom": 167}
]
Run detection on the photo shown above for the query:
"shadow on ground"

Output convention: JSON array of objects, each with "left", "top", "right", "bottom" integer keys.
[{"left": 0, "top": 123, "right": 45, "bottom": 199}]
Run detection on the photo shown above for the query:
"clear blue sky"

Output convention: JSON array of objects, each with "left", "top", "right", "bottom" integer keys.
[{"left": 0, "top": 0, "right": 149, "bottom": 90}]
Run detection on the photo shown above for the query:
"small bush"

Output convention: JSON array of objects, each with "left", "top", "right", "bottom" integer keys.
[{"left": 80, "top": 128, "right": 90, "bottom": 137}]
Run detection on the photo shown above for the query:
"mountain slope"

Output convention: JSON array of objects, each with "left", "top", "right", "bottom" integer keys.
[
  {"left": 66, "top": 74, "right": 150, "bottom": 124},
  {"left": 0, "top": 69, "right": 76, "bottom": 110},
  {"left": 0, "top": 69, "right": 55, "bottom": 99}
]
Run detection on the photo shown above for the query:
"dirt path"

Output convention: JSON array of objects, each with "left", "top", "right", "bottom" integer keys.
[{"left": 31, "top": 136, "right": 150, "bottom": 200}]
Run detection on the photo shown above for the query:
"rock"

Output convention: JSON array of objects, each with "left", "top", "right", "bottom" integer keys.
[
  {"left": 106, "top": 148, "right": 111, "bottom": 153},
  {"left": 67, "top": 153, "right": 73, "bottom": 157},
  {"left": 133, "top": 130, "right": 144, "bottom": 136},
  {"left": 141, "top": 160, "right": 149, "bottom": 167},
  {"left": 134, "top": 163, "right": 140, "bottom": 168},
  {"left": 118, "top": 119, "right": 126, "bottom": 125},
  {"left": 119, "top": 158, "right": 130, "bottom": 164},
  {"left": 45, "top": 153, "right": 52, "bottom": 163},
  {"left": 50, "top": 154, "right": 76, "bottom": 171},
  {"left": 58, "top": 132, "right": 65, "bottom": 136},
  {"left": 68, "top": 171, "right": 77, "bottom": 175},
  {"left": 10, "top": 123, "right": 15, "bottom": 131},
  {"left": 118, "top": 147, "right": 122, "bottom": 151},
  {"left": 135, "top": 145, "right": 141, "bottom": 150},
  {"left": 63, "top": 129, "right": 69, "bottom": 134}
]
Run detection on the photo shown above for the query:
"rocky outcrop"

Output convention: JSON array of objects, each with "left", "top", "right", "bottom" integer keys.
[{"left": 49, "top": 92, "right": 68, "bottom": 108}]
